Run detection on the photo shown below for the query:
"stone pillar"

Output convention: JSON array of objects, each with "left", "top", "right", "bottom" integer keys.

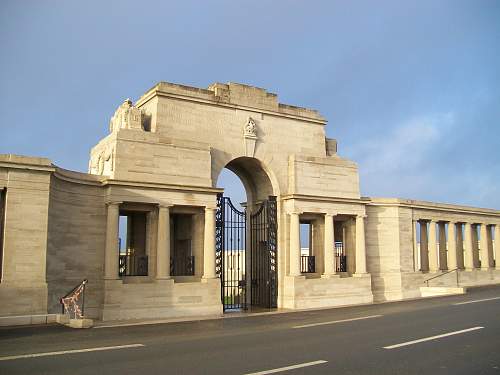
[
  {"left": 428, "top": 220, "right": 439, "bottom": 272},
  {"left": 456, "top": 223, "right": 465, "bottom": 269},
  {"left": 495, "top": 224, "right": 500, "bottom": 270},
  {"left": 322, "top": 213, "right": 336, "bottom": 277},
  {"left": 355, "top": 215, "right": 367, "bottom": 275},
  {"left": 156, "top": 205, "right": 171, "bottom": 279},
  {"left": 438, "top": 222, "right": 448, "bottom": 270},
  {"left": 464, "top": 223, "right": 475, "bottom": 270},
  {"left": 104, "top": 202, "right": 120, "bottom": 280},
  {"left": 447, "top": 222, "right": 458, "bottom": 270},
  {"left": 413, "top": 220, "right": 419, "bottom": 271},
  {"left": 479, "top": 223, "right": 491, "bottom": 269},
  {"left": 471, "top": 225, "right": 480, "bottom": 268},
  {"left": 487, "top": 225, "right": 495, "bottom": 267},
  {"left": 419, "top": 221, "right": 429, "bottom": 272},
  {"left": 203, "top": 207, "right": 217, "bottom": 279},
  {"left": 289, "top": 212, "right": 301, "bottom": 276}
]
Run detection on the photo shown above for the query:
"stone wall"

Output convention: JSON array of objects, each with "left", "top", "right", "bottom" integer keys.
[
  {"left": 46, "top": 169, "right": 107, "bottom": 318},
  {"left": 0, "top": 155, "right": 53, "bottom": 316},
  {"left": 366, "top": 198, "right": 500, "bottom": 302},
  {"left": 282, "top": 274, "right": 373, "bottom": 309},
  {"left": 102, "top": 278, "right": 221, "bottom": 321}
]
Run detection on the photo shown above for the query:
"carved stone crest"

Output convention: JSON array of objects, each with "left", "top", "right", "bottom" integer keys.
[
  {"left": 244, "top": 117, "right": 257, "bottom": 138},
  {"left": 244, "top": 117, "right": 258, "bottom": 157}
]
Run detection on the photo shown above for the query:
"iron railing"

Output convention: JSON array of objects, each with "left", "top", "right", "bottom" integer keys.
[
  {"left": 336, "top": 254, "right": 347, "bottom": 272},
  {"left": 60, "top": 279, "right": 88, "bottom": 319},
  {"left": 424, "top": 268, "right": 460, "bottom": 287},
  {"left": 335, "top": 242, "right": 347, "bottom": 272},
  {"left": 170, "top": 256, "right": 195, "bottom": 276},
  {"left": 301, "top": 255, "right": 316, "bottom": 273},
  {"left": 119, "top": 255, "right": 148, "bottom": 276}
]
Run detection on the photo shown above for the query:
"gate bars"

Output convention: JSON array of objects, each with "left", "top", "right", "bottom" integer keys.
[
  {"left": 216, "top": 194, "right": 278, "bottom": 311},
  {"left": 250, "top": 196, "right": 278, "bottom": 309},
  {"left": 216, "top": 194, "right": 247, "bottom": 310}
]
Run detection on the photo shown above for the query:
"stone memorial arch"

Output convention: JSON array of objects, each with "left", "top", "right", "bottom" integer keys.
[
  {"left": 86, "top": 81, "right": 373, "bottom": 318},
  {"left": 0, "top": 81, "right": 499, "bottom": 324}
]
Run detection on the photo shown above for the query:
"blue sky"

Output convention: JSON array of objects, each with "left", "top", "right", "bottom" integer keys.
[{"left": 1, "top": 0, "right": 499, "bottom": 210}]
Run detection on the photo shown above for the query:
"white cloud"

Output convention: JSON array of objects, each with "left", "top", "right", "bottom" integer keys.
[
  {"left": 353, "top": 112, "right": 455, "bottom": 175},
  {"left": 349, "top": 112, "right": 457, "bottom": 198}
]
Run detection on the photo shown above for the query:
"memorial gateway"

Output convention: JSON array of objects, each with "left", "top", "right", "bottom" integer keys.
[{"left": 0, "top": 81, "right": 499, "bottom": 324}]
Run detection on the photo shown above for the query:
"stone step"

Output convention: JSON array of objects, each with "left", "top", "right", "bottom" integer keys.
[
  {"left": 0, "top": 314, "right": 58, "bottom": 327},
  {"left": 420, "top": 286, "right": 467, "bottom": 297}
]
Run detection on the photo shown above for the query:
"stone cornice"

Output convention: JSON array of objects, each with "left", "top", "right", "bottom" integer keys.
[
  {"left": 0, "top": 154, "right": 55, "bottom": 173},
  {"left": 281, "top": 194, "right": 368, "bottom": 205},
  {"left": 136, "top": 83, "right": 327, "bottom": 125},
  {"left": 367, "top": 197, "right": 500, "bottom": 218},
  {"left": 54, "top": 167, "right": 105, "bottom": 186},
  {"left": 105, "top": 179, "right": 223, "bottom": 195},
  {"left": 51, "top": 166, "right": 223, "bottom": 195}
]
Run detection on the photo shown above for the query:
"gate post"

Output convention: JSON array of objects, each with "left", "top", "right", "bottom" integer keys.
[
  {"left": 354, "top": 215, "right": 368, "bottom": 275},
  {"left": 203, "top": 207, "right": 217, "bottom": 279},
  {"left": 289, "top": 212, "right": 301, "bottom": 276}
]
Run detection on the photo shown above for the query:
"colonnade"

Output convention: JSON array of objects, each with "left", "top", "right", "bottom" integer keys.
[
  {"left": 103, "top": 201, "right": 368, "bottom": 281},
  {"left": 414, "top": 219, "right": 500, "bottom": 272},
  {"left": 289, "top": 212, "right": 367, "bottom": 277},
  {"left": 104, "top": 202, "right": 217, "bottom": 280}
]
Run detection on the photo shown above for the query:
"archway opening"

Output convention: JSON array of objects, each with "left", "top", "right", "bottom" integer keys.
[{"left": 215, "top": 157, "right": 278, "bottom": 311}]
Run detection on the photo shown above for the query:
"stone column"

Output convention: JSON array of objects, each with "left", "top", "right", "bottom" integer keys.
[
  {"left": 464, "top": 222, "right": 474, "bottom": 270},
  {"left": 428, "top": 220, "right": 439, "bottom": 272},
  {"left": 156, "top": 205, "right": 171, "bottom": 280},
  {"left": 447, "top": 222, "right": 458, "bottom": 270},
  {"left": 471, "top": 225, "right": 480, "bottom": 268},
  {"left": 413, "top": 220, "right": 419, "bottom": 271},
  {"left": 419, "top": 221, "right": 429, "bottom": 272},
  {"left": 289, "top": 212, "right": 301, "bottom": 276},
  {"left": 104, "top": 202, "right": 121, "bottom": 280},
  {"left": 487, "top": 225, "right": 495, "bottom": 267},
  {"left": 355, "top": 215, "right": 367, "bottom": 275},
  {"left": 456, "top": 223, "right": 465, "bottom": 269},
  {"left": 438, "top": 222, "right": 448, "bottom": 270},
  {"left": 203, "top": 207, "right": 217, "bottom": 279},
  {"left": 323, "top": 213, "right": 336, "bottom": 277},
  {"left": 495, "top": 224, "right": 500, "bottom": 270},
  {"left": 480, "top": 223, "right": 491, "bottom": 269}
]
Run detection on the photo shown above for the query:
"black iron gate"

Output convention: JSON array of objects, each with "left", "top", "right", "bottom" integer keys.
[
  {"left": 216, "top": 194, "right": 277, "bottom": 311},
  {"left": 250, "top": 196, "right": 278, "bottom": 308}
]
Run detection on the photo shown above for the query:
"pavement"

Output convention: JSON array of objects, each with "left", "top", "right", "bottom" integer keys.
[{"left": 0, "top": 285, "right": 499, "bottom": 374}]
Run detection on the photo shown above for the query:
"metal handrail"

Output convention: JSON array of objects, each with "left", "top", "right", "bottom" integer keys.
[
  {"left": 423, "top": 268, "right": 460, "bottom": 287},
  {"left": 60, "top": 279, "right": 88, "bottom": 319}
]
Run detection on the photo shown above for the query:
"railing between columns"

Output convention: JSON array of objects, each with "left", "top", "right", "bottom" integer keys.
[{"left": 300, "top": 256, "right": 315, "bottom": 273}]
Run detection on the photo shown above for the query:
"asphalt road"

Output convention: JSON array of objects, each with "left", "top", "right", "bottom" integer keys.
[{"left": 1, "top": 286, "right": 499, "bottom": 374}]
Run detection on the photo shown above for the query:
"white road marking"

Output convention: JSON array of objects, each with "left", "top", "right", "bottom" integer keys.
[
  {"left": 383, "top": 327, "right": 484, "bottom": 349},
  {"left": 453, "top": 296, "right": 500, "bottom": 305},
  {"left": 0, "top": 344, "right": 145, "bottom": 361},
  {"left": 292, "top": 314, "right": 382, "bottom": 329},
  {"left": 243, "top": 360, "right": 328, "bottom": 375}
]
